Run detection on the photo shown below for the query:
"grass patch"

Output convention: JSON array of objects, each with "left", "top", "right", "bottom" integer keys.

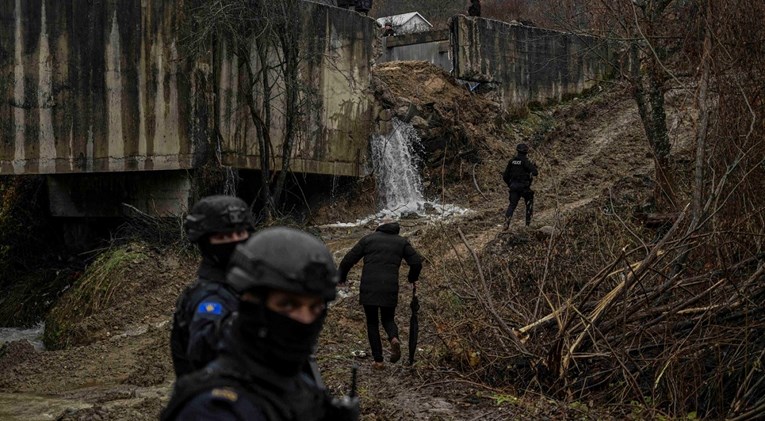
[{"left": 44, "top": 243, "right": 147, "bottom": 349}]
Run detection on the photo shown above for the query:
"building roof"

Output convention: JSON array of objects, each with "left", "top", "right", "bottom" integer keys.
[{"left": 375, "top": 12, "right": 433, "bottom": 29}]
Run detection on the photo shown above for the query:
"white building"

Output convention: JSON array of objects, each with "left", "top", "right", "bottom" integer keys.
[{"left": 375, "top": 12, "right": 433, "bottom": 34}]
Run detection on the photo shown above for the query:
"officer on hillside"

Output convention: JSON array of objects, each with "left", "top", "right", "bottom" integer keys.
[
  {"left": 161, "top": 227, "right": 359, "bottom": 421},
  {"left": 502, "top": 143, "right": 539, "bottom": 229},
  {"left": 170, "top": 195, "right": 253, "bottom": 378},
  {"left": 338, "top": 217, "right": 422, "bottom": 370}
]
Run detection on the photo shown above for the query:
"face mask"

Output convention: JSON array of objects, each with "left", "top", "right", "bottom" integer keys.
[
  {"left": 236, "top": 300, "right": 325, "bottom": 375},
  {"left": 200, "top": 240, "right": 242, "bottom": 268}
]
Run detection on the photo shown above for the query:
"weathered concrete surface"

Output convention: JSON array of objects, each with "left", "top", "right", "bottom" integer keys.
[
  {"left": 451, "top": 16, "right": 611, "bottom": 109},
  {"left": 217, "top": 3, "right": 377, "bottom": 177},
  {"left": 381, "top": 30, "right": 451, "bottom": 71},
  {"left": 0, "top": 0, "right": 207, "bottom": 175},
  {"left": 0, "top": 0, "right": 377, "bottom": 178}
]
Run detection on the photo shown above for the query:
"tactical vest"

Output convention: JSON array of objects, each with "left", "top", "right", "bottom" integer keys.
[
  {"left": 503, "top": 154, "right": 533, "bottom": 188},
  {"left": 170, "top": 280, "right": 237, "bottom": 376},
  {"left": 161, "top": 355, "right": 329, "bottom": 421}
]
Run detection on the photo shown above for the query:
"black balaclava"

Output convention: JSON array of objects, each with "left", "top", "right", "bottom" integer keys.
[
  {"left": 199, "top": 236, "right": 245, "bottom": 268},
  {"left": 235, "top": 298, "right": 325, "bottom": 376}
]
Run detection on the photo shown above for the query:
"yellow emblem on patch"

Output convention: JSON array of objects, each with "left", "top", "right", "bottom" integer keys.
[
  {"left": 206, "top": 303, "right": 215, "bottom": 312},
  {"left": 211, "top": 387, "right": 238, "bottom": 402}
]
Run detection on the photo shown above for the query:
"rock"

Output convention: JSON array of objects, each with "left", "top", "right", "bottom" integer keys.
[
  {"left": 378, "top": 109, "right": 393, "bottom": 122},
  {"left": 423, "top": 77, "right": 446, "bottom": 94},
  {"left": 536, "top": 225, "right": 558, "bottom": 237},
  {"left": 396, "top": 105, "right": 410, "bottom": 118},
  {"left": 410, "top": 115, "right": 428, "bottom": 130}
]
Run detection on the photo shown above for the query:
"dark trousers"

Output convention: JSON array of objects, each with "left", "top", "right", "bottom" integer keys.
[
  {"left": 506, "top": 189, "right": 534, "bottom": 225},
  {"left": 363, "top": 305, "right": 399, "bottom": 362}
]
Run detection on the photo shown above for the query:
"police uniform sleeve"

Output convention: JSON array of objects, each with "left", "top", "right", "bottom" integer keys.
[
  {"left": 173, "top": 389, "right": 268, "bottom": 421},
  {"left": 187, "top": 295, "right": 235, "bottom": 370},
  {"left": 502, "top": 161, "right": 512, "bottom": 185}
]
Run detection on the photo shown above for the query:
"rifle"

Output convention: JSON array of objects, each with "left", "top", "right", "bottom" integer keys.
[{"left": 329, "top": 364, "right": 360, "bottom": 421}]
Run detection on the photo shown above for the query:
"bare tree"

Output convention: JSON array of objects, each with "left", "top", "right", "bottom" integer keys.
[{"left": 181, "top": 0, "right": 316, "bottom": 220}]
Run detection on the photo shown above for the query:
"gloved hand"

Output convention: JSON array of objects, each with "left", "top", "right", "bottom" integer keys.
[{"left": 326, "top": 396, "right": 360, "bottom": 421}]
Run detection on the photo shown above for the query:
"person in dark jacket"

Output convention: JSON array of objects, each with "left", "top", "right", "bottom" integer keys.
[
  {"left": 161, "top": 227, "right": 358, "bottom": 421},
  {"left": 354, "top": 0, "right": 372, "bottom": 15},
  {"left": 382, "top": 21, "right": 395, "bottom": 37},
  {"left": 468, "top": 0, "right": 481, "bottom": 17},
  {"left": 338, "top": 217, "right": 423, "bottom": 370},
  {"left": 502, "top": 143, "right": 539, "bottom": 229},
  {"left": 170, "top": 195, "right": 253, "bottom": 378}
]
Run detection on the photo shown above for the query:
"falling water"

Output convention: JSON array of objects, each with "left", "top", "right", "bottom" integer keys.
[
  {"left": 370, "top": 118, "right": 425, "bottom": 214},
  {"left": 321, "top": 119, "right": 469, "bottom": 228},
  {"left": 330, "top": 173, "right": 339, "bottom": 203}
]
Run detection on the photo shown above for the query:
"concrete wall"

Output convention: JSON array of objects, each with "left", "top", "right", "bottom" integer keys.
[
  {"left": 381, "top": 30, "right": 451, "bottom": 72},
  {"left": 0, "top": 0, "right": 208, "bottom": 175},
  {"left": 0, "top": 0, "right": 377, "bottom": 178},
  {"left": 218, "top": 3, "right": 378, "bottom": 177},
  {"left": 451, "top": 16, "right": 611, "bottom": 109}
]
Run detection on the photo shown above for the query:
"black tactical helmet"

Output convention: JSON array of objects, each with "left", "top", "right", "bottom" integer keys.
[
  {"left": 516, "top": 143, "right": 529, "bottom": 154},
  {"left": 227, "top": 227, "right": 338, "bottom": 302},
  {"left": 185, "top": 195, "right": 253, "bottom": 243}
]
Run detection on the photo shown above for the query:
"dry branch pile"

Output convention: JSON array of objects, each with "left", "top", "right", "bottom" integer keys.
[
  {"left": 527, "top": 205, "right": 764, "bottom": 418},
  {"left": 430, "top": 193, "right": 763, "bottom": 419}
]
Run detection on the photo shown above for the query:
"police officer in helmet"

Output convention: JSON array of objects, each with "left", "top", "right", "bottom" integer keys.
[
  {"left": 170, "top": 195, "right": 253, "bottom": 378},
  {"left": 502, "top": 143, "right": 539, "bottom": 229},
  {"left": 162, "top": 227, "right": 359, "bottom": 421}
]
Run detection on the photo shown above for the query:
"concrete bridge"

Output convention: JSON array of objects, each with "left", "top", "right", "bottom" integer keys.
[
  {"left": 0, "top": 0, "right": 376, "bottom": 215},
  {"left": 0, "top": 0, "right": 611, "bottom": 217}
]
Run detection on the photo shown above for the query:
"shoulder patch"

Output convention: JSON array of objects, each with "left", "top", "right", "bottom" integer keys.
[
  {"left": 210, "top": 387, "right": 238, "bottom": 402},
  {"left": 197, "top": 301, "right": 223, "bottom": 315}
]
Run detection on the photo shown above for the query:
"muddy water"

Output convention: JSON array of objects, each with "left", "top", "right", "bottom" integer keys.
[
  {"left": 0, "top": 324, "right": 89, "bottom": 419},
  {"left": 0, "top": 323, "right": 45, "bottom": 350},
  {"left": 0, "top": 393, "right": 91, "bottom": 420}
]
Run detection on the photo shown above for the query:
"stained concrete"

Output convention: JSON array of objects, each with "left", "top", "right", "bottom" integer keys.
[
  {"left": 381, "top": 30, "right": 452, "bottom": 71},
  {"left": 451, "top": 16, "right": 612, "bottom": 109},
  {"left": 0, "top": 0, "right": 377, "bottom": 178}
]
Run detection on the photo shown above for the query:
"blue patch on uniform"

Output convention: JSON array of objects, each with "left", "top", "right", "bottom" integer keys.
[{"left": 197, "top": 301, "right": 223, "bottom": 315}]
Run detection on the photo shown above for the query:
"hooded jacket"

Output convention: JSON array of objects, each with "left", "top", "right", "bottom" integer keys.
[{"left": 339, "top": 222, "right": 422, "bottom": 307}]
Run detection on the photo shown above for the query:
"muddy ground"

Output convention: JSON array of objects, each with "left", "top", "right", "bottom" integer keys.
[{"left": 0, "top": 62, "right": 696, "bottom": 420}]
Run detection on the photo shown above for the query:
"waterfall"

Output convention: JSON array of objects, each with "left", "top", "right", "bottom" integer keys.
[
  {"left": 370, "top": 118, "right": 425, "bottom": 214},
  {"left": 320, "top": 118, "right": 469, "bottom": 228}
]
